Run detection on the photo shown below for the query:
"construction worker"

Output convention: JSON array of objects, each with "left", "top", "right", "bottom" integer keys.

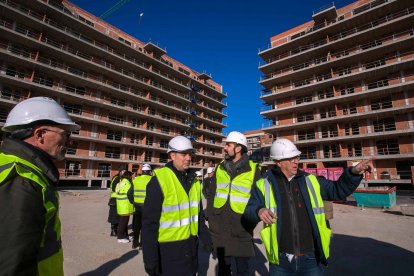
[
  {"left": 142, "top": 136, "right": 209, "bottom": 276},
  {"left": 128, "top": 163, "right": 153, "bottom": 249},
  {"left": 202, "top": 166, "right": 215, "bottom": 200},
  {"left": 244, "top": 138, "right": 373, "bottom": 275},
  {"left": 206, "top": 131, "right": 261, "bottom": 275},
  {"left": 0, "top": 97, "right": 80, "bottom": 275},
  {"left": 196, "top": 170, "right": 203, "bottom": 183},
  {"left": 108, "top": 168, "right": 125, "bottom": 236},
  {"left": 116, "top": 171, "right": 134, "bottom": 243}
]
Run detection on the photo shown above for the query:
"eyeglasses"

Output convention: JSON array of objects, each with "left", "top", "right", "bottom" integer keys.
[
  {"left": 43, "top": 128, "right": 71, "bottom": 138},
  {"left": 281, "top": 156, "right": 301, "bottom": 162}
]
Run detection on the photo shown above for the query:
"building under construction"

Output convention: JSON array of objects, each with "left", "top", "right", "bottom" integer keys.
[
  {"left": 259, "top": 0, "right": 414, "bottom": 185},
  {"left": 0, "top": 0, "right": 227, "bottom": 186}
]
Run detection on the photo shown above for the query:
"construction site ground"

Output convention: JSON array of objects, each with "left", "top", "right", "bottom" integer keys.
[{"left": 60, "top": 190, "right": 414, "bottom": 276}]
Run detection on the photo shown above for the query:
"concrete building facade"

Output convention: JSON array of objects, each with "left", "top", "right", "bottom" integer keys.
[
  {"left": 244, "top": 129, "right": 273, "bottom": 163},
  {"left": 0, "top": 0, "right": 227, "bottom": 186},
  {"left": 259, "top": 0, "right": 414, "bottom": 185}
]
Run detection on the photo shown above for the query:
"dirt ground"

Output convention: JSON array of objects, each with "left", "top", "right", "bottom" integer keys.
[{"left": 60, "top": 190, "right": 414, "bottom": 276}]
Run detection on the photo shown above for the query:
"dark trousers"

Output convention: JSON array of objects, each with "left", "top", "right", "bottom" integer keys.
[
  {"left": 132, "top": 204, "right": 143, "bottom": 246},
  {"left": 217, "top": 249, "right": 250, "bottom": 276},
  {"left": 117, "top": 215, "right": 130, "bottom": 239},
  {"left": 269, "top": 252, "right": 324, "bottom": 276}
]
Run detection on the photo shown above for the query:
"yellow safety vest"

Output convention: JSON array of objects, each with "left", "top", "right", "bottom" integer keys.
[
  {"left": 214, "top": 160, "right": 256, "bottom": 214},
  {"left": 109, "top": 175, "right": 120, "bottom": 198},
  {"left": 116, "top": 178, "right": 134, "bottom": 215},
  {"left": 132, "top": 174, "right": 152, "bottom": 204},
  {"left": 0, "top": 153, "right": 63, "bottom": 276},
  {"left": 154, "top": 167, "right": 201, "bottom": 243},
  {"left": 257, "top": 174, "right": 331, "bottom": 264}
]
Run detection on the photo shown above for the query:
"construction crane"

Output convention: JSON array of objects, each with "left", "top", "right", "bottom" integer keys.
[{"left": 99, "top": 0, "right": 133, "bottom": 19}]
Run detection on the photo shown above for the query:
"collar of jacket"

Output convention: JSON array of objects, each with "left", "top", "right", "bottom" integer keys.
[
  {"left": 165, "top": 161, "right": 197, "bottom": 183},
  {"left": 1, "top": 137, "right": 59, "bottom": 184},
  {"left": 221, "top": 153, "right": 251, "bottom": 177}
]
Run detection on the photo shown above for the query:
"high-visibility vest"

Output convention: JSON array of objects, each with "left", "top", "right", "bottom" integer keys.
[
  {"left": 154, "top": 167, "right": 201, "bottom": 243},
  {"left": 109, "top": 175, "right": 120, "bottom": 198},
  {"left": 116, "top": 178, "right": 134, "bottom": 215},
  {"left": 257, "top": 174, "right": 331, "bottom": 264},
  {"left": 213, "top": 160, "right": 256, "bottom": 214},
  {"left": 0, "top": 153, "right": 64, "bottom": 276},
  {"left": 132, "top": 174, "right": 152, "bottom": 204}
]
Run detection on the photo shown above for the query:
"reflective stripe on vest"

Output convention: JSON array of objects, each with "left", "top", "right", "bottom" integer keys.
[
  {"left": 257, "top": 174, "right": 331, "bottom": 264},
  {"left": 132, "top": 174, "right": 152, "bottom": 204},
  {"left": 305, "top": 175, "right": 331, "bottom": 259},
  {"left": 0, "top": 153, "right": 63, "bottom": 276},
  {"left": 257, "top": 178, "right": 279, "bottom": 264},
  {"left": 116, "top": 178, "right": 134, "bottom": 215},
  {"left": 213, "top": 160, "right": 256, "bottom": 214},
  {"left": 154, "top": 167, "right": 201, "bottom": 243}
]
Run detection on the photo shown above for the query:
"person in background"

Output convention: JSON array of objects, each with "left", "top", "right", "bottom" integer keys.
[
  {"left": 206, "top": 131, "right": 261, "bottom": 275},
  {"left": 116, "top": 171, "right": 134, "bottom": 243},
  {"left": 196, "top": 170, "right": 203, "bottom": 183},
  {"left": 0, "top": 97, "right": 80, "bottom": 275},
  {"left": 128, "top": 163, "right": 153, "bottom": 249},
  {"left": 244, "top": 138, "right": 373, "bottom": 275},
  {"left": 142, "top": 136, "right": 210, "bottom": 276},
  {"left": 108, "top": 168, "right": 125, "bottom": 236},
  {"left": 202, "top": 166, "right": 215, "bottom": 200}
]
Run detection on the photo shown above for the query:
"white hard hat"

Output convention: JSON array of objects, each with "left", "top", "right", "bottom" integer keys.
[
  {"left": 195, "top": 170, "right": 202, "bottom": 177},
  {"left": 224, "top": 131, "right": 247, "bottom": 147},
  {"left": 2, "top": 97, "right": 80, "bottom": 132},
  {"left": 167, "top": 135, "right": 195, "bottom": 153},
  {"left": 270, "top": 138, "right": 301, "bottom": 160},
  {"left": 207, "top": 167, "right": 214, "bottom": 174},
  {"left": 142, "top": 163, "right": 152, "bottom": 171}
]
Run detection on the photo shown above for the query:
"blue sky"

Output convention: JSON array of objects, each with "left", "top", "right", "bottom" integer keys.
[{"left": 70, "top": 0, "right": 355, "bottom": 133}]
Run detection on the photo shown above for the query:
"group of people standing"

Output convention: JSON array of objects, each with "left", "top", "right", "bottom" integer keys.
[
  {"left": 107, "top": 164, "right": 153, "bottom": 247},
  {"left": 0, "top": 97, "right": 373, "bottom": 276},
  {"left": 108, "top": 131, "right": 372, "bottom": 276}
]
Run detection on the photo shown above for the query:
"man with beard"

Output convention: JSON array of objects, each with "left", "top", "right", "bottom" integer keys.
[
  {"left": 206, "top": 131, "right": 261, "bottom": 275},
  {"left": 0, "top": 97, "right": 80, "bottom": 275}
]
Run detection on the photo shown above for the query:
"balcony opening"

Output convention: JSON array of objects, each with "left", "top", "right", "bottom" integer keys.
[{"left": 376, "top": 139, "right": 399, "bottom": 155}]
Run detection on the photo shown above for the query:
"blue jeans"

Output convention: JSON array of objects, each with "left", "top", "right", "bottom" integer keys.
[{"left": 269, "top": 252, "right": 324, "bottom": 276}]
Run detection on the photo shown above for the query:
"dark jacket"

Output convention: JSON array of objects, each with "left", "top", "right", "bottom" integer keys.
[
  {"left": 0, "top": 137, "right": 60, "bottom": 275},
  {"left": 206, "top": 154, "right": 261, "bottom": 257},
  {"left": 141, "top": 162, "right": 210, "bottom": 276},
  {"left": 244, "top": 166, "right": 362, "bottom": 265}
]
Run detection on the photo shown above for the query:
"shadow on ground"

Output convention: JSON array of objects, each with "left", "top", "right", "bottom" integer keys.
[
  {"left": 78, "top": 250, "right": 138, "bottom": 276},
  {"left": 327, "top": 234, "right": 414, "bottom": 276}
]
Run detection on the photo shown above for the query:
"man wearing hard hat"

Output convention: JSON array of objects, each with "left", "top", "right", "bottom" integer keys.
[
  {"left": 128, "top": 163, "right": 153, "bottom": 249},
  {"left": 141, "top": 136, "right": 210, "bottom": 276},
  {"left": 0, "top": 97, "right": 80, "bottom": 275},
  {"left": 244, "top": 138, "right": 373, "bottom": 275},
  {"left": 206, "top": 131, "right": 261, "bottom": 275}
]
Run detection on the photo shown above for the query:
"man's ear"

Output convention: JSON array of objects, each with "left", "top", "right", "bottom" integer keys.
[{"left": 32, "top": 127, "right": 44, "bottom": 142}]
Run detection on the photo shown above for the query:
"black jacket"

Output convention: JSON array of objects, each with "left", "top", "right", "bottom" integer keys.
[
  {"left": 141, "top": 162, "right": 210, "bottom": 276},
  {"left": 0, "top": 137, "right": 60, "bottom": 275},
  {"left": 206, "top": 154, "right": 261, "bottom": 257},
  {"left": 244, "top": 166, "right": 362, "bottom": 265}
]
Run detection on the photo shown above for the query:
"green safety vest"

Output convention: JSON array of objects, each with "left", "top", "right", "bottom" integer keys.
[
  {"left": 0, "top": 153, "right": 63, "bottom": 276},
  {"left": 213, "top": 160, "right": 256, "bottom": 214},
  {"left": 109, "top": 175, "right": 120, "bottom": 198},
  {"left": 257, "top": 174, "right": 331, "bottom": 264},
  {"left": 154, "top": 167, "right": 201, "bottom": 243},
  {"left": 116, "top": 178, "right": 134, "bottom": 215},
  {"left": 132, "top": 174, "right": 152, "bottom": 204}
]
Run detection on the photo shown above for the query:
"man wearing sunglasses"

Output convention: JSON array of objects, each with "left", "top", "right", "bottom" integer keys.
[
  {"left": 244, "top": 138, "right": 373, "bottom": 275},
  {"left": 0, "top": 97, "right": 80, "bottom": 275}
]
